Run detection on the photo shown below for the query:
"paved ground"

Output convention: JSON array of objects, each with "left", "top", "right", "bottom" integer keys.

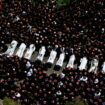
[{"left": 0, "top": 100, "right": 3, "bottom": 105}]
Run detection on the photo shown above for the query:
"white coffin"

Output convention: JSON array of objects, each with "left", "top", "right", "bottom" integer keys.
[
  {"left": 15, "top": 43, "right": 26, "bottom": 58},
  {"left": 66, "top": 54, "right": 76, "bottom": 68},
  {"left": 36, "top": 46, "right": 46, "bottom": 62},
  {"left": 5, "top": 40, "right": 18, "bottom": 56},
  {"left": 24, "top": 44, "right": 35, "bottom": 60},
  {"left": 47, "top": 50, "right": 57, "bottom": 64},
  {"left": 56, "top": 53, "right": 65, "bottom": 67},
  {"left": 89, "top": 59, "right": 99, "bottom": 74},
  {"left": 79, "top": 57, "right": 88, "bottom": 70}
]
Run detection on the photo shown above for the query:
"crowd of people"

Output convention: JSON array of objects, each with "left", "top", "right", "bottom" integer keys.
[
  {"left": 0, "top": 0, "right": 105, "bottom": 105},
  {"left": 0, "top": 55, "right": 105, "bottom": 105}
]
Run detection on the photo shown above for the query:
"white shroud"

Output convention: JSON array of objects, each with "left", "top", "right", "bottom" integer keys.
[
  {"left": 89, "top": 59, "right": 99, "bottom": 74},
  {"left": 15, "top": 43, "right": 26, "bottom": 58},
  {"left": 79, "top": 57, "right": 88, "bottom": 70},
  {"left": 102, "top": 62, "right": 105, "bottom": 74},
  {"left": 36, "top": 46, "right": 46, "bottom": 62},
  {"left": 66, "top": 54, "right": 76, "bottom": 68},
  {"left": 56, "top": 53, "right": 65, "bottom": 67},
  {"left": 24, "top": 44, "right": 35, "bottom": 60},
  {"left": 47, "top": 50, "right": 57, "bottom": 64},
  {"left": 4, "top": 40, "right": 18, "bottom": 56}
]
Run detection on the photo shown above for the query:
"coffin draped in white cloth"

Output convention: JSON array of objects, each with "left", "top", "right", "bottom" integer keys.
[
  {"left": 56, "top": 53, "right": 65, "bottom": 67},
  {"left": 4, "top": 40, "right": 18, "bottom": 56},
  {"left": 24, "top": 44, "right": 35, "bottom": 60},
  {"left": 36, "top": 46, "right": 46, "bottom": 62},
  {"left": 15, "top": 43, "right": 26, "bottom": 58},
  {"left": 66, "top": 54, "right": 75, "bottom": 68},
  {"left": 89, "top": 58, "right": 99, "bottom": 74},
  {"left": 78, "top": 57, "right": 88, "bottom": 70},
  {"left": 47, "top": 50, "right": 57, "bottom": 64},
  {"left": 102, "top": 62, "right": 105, "bottom": 74}
]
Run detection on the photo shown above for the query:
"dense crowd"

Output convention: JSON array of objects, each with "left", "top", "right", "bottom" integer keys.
[
  {"left": 0, "top": 0, "right": 105, "bottom": 61},
  {"left": 0, "top": 0, "right": 105, "bottom": 105},
  {"left": 0, "top": 55, "right": 105, "bottom": 105}
]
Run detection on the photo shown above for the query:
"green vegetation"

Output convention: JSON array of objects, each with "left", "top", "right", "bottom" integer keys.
[
  {"left": 3, "top": 96, "right": 88, "bottom": 105},
  {"left": 3, "top": 97, "right": 20, "bottom": 105},
  {"left": 30, "top": 0, "right": 71, "bottom": 8},
  {"left": 65, "top": 97, "right": 88, "bottom": 105},
  {"left": 57, "top": 0, "right": 71, "bottom": 7}
]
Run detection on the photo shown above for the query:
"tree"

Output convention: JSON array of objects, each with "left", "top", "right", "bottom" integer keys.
[
  {"left": 56, "top": 0, "right": 71, "bottom": 7},
  {"left": 65, "top": 96, "right": 88, "bottom": 105},
  {"left": 3, "top": 97, "right": 20, "bottom": 105}
]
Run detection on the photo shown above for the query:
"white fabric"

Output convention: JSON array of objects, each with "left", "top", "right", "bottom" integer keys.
[
  {"left": 102, "top": 62, "right": 105, "bottom": 73},
  {"left": 95, "top": 92, "right": 101, "bottom": 97},
  {"left": 58, "top": 81, "right": 63, "bottom": 88},
  {"left": 79, "top": 57, "right": 88, "bottom": 70},
  {"left": 15, "top": 43, "right": 26, "bottom": 58},
  {"left": 14, "top": 16, "right": 20, "bottom": 22},
  {"left": 89, "top": 59, "right": 99, "bottom": 74},
  {"left": 24, "top": 44, "right": 35, "bottom": 60},
  {"left": 56, "top": 91, "right": 62, "bottom": 95},
  {"left": 15, "top": 92, "right": 21, "bottom": 98},
  {"left": 36, "top": 46, "right": 46, "bottom": 61},
  {"left": 27, "top": 68, "right": 33, "bottom": 77},
  {"left": 56, "top": 53, "right": 65, "bottom": 67},
  {"left": 80, "top": 76, "right": 88, "bottom": 82},
  {"left": 66, "top": 54, "right": 76, "bottom": 68},
  {"left": 94, "top": 78, "right": 99, "bottom": 84},
  {"left": 4, "top": 40, "right": 18, "bottom": 56},
  {"left": 60, "top": 73, "right": 65, "bottom": 78},
  {"left": 47, "top": 50, "right": 57, "bottom": 64},
  {"left": 26, "top": 61, "right": 31, "bottom": 68}
]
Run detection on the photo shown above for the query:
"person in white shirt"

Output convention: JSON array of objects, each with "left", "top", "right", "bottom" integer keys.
[
  {"left": 94, "top": 91, "right": 101, "bottom": 97},
  {"left": 58, "top": 81, "right": 63, "bottom": 88},
  {"left": 59, "top": 73, "right": 65, "bottom": 79},
  {"left": 15, "top": 92, "right": 21, "bottom": 98},
  {"left": 13, "top": 15, "right": 20, "bottom": 22},
  {"left": 94, "top": 78, "right": 99, "bottom": 84},
  {"left": 26, "top": 61, "right": 31, "bottom": 69},
  {"left": 56, "top": 90, "right": 62, "bottom": 96},
  {"left": 80, "top": 76, "right": 88, "bottom": 82},
  {"left": 27, "top": 24, "right": 32, "bottom": 34},
  {"left": 27, "top": 68, "right": 33, "bottom": 77}
]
